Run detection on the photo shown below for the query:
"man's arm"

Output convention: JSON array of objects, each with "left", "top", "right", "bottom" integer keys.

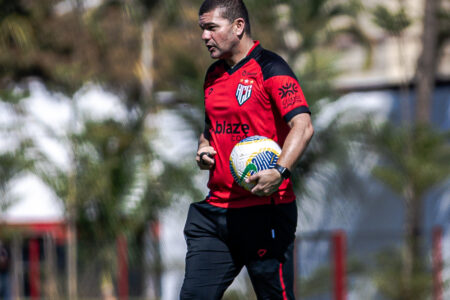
[
  {"left": 196, "top": 123, "right": 216, "bottom": 170},
  {"left": 246, "top": 113, "right": 314, "bottom": 196}
]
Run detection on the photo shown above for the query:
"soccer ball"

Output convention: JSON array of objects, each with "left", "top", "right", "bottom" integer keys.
[{"left": 229, "top": 136, "right": 281, "bottom": 191}]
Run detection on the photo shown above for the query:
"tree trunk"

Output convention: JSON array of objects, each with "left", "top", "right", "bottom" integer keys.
[
  {"left": 67, "top": 95, "right": 79, "bottom": 300},
  {"left": 139, "top": 18, "right": 162, "bottom": 299},
  {"left": 402, "top": 182, "right": 422, "bottom": 298},
  {"left": 11, "top": 236, "right": 22, "bottom": 300},
  {"left": 67, "top": 218, "right": 77, "bottom": 300},
  {"left": 144, "top": 220, "right": 162, "bottom": 300},
  {"left": 44, "top": 234, "right": 59, "bottom": 300},
  {"left": 140, "top": 19, "right": 154, "bottom": 102},
  {"left": 415, "top": 0, "right": 439, "bottom": 124}
]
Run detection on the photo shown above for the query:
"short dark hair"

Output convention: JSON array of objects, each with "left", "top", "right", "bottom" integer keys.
[{"left": 199, "top": 0, "right": 251, "bottom": 36}]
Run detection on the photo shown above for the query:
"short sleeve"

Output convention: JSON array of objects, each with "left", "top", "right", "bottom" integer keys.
[
  {"left": 257, "top": 49, "right": 310, "bottom": 123},
  {"left": 264, "top": 75, "right": 310, "bottom": 123}
]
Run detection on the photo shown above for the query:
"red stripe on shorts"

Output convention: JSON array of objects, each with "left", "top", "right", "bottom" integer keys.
[{"left": 279, "top": 263, "right": 288, "bottom": 300}]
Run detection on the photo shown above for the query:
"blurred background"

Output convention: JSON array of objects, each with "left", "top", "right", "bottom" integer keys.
[{"left": 0, "top": 0, "right": 449, "bottom": 299}]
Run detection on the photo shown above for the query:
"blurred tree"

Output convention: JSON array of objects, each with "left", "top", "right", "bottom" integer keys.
[
  {"left": 0, "top": 0, "right": 145, "bottom": 96},
  {"left": 0, "top": 0, "right": 201, "bottom": 298},
  {"left": 370, "top": 1, "right": 450, "bottom": 298},
  {"left": 372, "top": 247, "right": 432, "bottom": 300},
  {"left": 372, "top": 2, "right": 413, "bottom": 124},
  {"left": 369, "top": 123, "right": 450, "bottom": 300},
  {"left": 0, "top": 141, "right": 35, "bottom": 213},
  {"left": 297, "top": 257, "right": 365, "bottom": 299},
  {"left": 0, "top": 89, "right": 33, "bottom": 213},
  {"left": 0, "top": 1, "right": 149, "bottom": 293},
  {"left": 267, "top": 0, "right": 372, "bottom": 106},
  {"left": 36, "top": 115, "right": 201, "bottom": 298}
]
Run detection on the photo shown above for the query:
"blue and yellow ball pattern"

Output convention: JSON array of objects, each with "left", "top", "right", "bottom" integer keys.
[{"left": 229, "top": 136, "right": 281, "bottom": 191}]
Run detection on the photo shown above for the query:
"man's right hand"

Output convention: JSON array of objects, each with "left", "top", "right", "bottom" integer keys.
[{"left": 196, "top": 147, "right": 217, "bottom": 170}]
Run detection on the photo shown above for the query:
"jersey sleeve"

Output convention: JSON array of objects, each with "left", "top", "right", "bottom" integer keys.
[{"left": 261, "top": 52, "right": 310, "bottom": 122}]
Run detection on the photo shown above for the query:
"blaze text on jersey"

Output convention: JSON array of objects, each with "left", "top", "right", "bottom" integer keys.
[{"left": 214, "top": 120, "right": 250, "bottom": 142}]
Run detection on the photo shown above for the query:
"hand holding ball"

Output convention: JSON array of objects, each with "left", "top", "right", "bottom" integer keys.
[{"left": 229, "top": 136, "right": 281, "bottom": 191}]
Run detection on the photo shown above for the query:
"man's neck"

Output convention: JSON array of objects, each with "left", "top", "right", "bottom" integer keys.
[{"left": 225, "top": 37, "right": 255, "bottom": 68}]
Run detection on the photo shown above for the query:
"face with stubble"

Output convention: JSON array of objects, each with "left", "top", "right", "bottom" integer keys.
[{"left": 199, "top": 8, "right": 240, "bottom": 60}]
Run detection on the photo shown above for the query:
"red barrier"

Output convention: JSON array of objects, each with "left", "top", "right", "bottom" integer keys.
[
  {"left": 432, "top": 226, "right": 443, "bottom": 300},
  {"left": 117, "top": 235, "right": 129, "bottom": 300},
  {"left": 332, "top": 231, "right": 347, "bottom": 300},
  {"left": 29, "top": 239, "right": 40, "bottom": 299}
]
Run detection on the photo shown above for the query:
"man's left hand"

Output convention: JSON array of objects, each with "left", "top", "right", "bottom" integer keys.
[{"left": 246, "top": 169, "right": 283, "bottom": 196}]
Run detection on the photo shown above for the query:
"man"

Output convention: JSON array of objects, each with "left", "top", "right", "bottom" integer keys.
[{"left": 180, "top": 0, "right": 314, "bottom": 299}]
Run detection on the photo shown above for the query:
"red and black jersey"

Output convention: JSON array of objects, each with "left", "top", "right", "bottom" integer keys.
[{"left": 203, "top": 41, "right": 310, "bottom": 208}]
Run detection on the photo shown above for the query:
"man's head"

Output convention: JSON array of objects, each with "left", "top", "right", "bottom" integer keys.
[
  {"left": 199, "top": 0, "right": 251, "bottom": 36},
  {"left": 199, "top": 0, "right": 251, "bottom": 61}
]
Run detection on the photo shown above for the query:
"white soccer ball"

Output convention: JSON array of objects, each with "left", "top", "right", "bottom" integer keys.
[{"left": 229, "top": 136, "right": 281, "bottom": 191}]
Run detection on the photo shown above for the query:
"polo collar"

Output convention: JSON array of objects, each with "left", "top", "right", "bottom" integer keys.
[{"left": 225, "top": 40, "right": 262, "bottom": 75}]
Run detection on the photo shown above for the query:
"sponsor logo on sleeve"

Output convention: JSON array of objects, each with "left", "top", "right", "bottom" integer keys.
[
  {"left": 278, "top": 82, "right": 303, "bottom": 109},
  {"left": 278, "top": 83, "right": 298, "bottom": 99}
]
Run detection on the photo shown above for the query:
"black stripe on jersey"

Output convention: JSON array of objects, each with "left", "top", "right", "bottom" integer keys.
[
  {"left": 204, "top": 45, "right": 297, "bottom": 79},
  {"left": 226, "top": 56, "right": 253, "bottom": 75},
  {"left": 284, "top": 106, "right": 311, "bottom": 123},
  {"left": 204, "top": 60, "right": 228, "bottom": 87},
  {"left": 204, "top": 52, "right": 252, "bottom": 76},
  {"left": 205, "top": 114, "right": 211, "bottom": 126},
  {"left": 251, "top": 46, "right": 298, "bottom": 81},
  {"left": 204, "top": 60, "right": 223, "bottom": 79}
]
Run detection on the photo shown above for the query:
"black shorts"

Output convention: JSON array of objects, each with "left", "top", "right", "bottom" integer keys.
[{"left": 180, "top": 200, "right": 297, "bottom": 300}]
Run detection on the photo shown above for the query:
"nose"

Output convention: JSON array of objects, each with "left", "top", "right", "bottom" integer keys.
[{"left": 202, "top": 29, "right": 211, "bottom": 41}]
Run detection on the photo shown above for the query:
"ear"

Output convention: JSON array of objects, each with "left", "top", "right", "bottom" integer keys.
[{"left": 233, "top": 18, "right": 246, "bottom": 36}]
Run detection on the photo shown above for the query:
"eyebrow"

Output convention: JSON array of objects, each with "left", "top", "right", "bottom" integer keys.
[{"left": 199, "top": 22, "right": 218, "bottom": 29}]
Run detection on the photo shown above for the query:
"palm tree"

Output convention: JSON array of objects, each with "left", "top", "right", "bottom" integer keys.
[
  {"left": 0, "top": 89, "right": 33, "bottom": 214},
  {"left": 1, "top": 1, "right": 202, "bottom": 298},
  {"left": 265, "top": 0, "right": 373, "bottom": 106}
]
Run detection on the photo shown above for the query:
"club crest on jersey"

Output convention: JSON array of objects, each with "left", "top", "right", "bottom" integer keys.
[{"left": 235, "top": 79, "right": 254, "bottom": 106}]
